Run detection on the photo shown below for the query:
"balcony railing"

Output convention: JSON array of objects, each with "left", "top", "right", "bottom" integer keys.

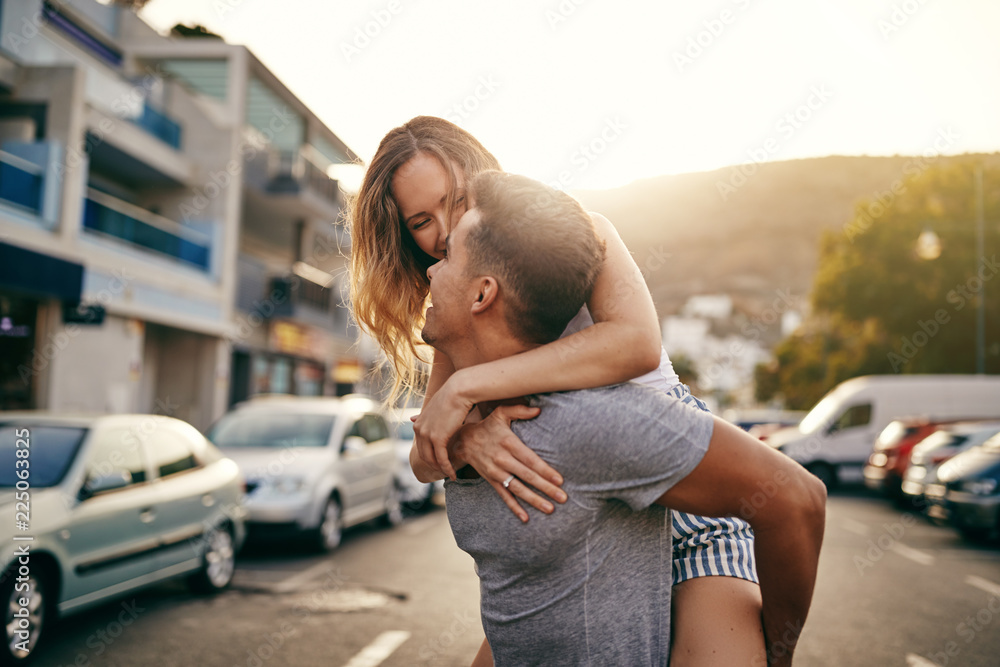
[
  {"left": 302, "top": 158, "right": 340, "bottom": 205},
  {"left": 263, "top": 150, "right": 342, "bottom": 209},
  {"left": 83, "top": 188, "right": 212, "bottom": 271},
  {"left": 0, "top": 150, "right": 44, "bottom": 213},
  {"left": 269, "top": 274, "right": 332, "bottom": 315},
  {"left": 133, "top": 103, "right": 182, "bottom": 149}
]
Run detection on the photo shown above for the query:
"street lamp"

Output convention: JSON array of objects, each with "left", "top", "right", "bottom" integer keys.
[{"left": 916, "top": 164, "right": 986, "bottom": 374}]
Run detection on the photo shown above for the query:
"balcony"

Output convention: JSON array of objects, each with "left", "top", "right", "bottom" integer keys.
[
  {"left": 0, "top": 150, "right": 43, "bottom": 213},
  {"left": 267, "top": 151, "right": 341, "bottom": 205},
  {"left": 132, "top": 103, "right": 182, "bottom": 149},
  {"left": 83, "top": 188, "right": 213, "bottom": 272},
  {"left": 244, "top": 143, "right": 344, "bottom": 223},
  {"left": 267, "top": 272, "right": 342, "bottom": 334}
]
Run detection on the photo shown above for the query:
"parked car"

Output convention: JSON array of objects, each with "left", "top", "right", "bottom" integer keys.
[
  {"left": 768, "top": 375, "right": 1000, "bottom": 488},
  {"left": 863, "top": 418, "right": 957, "bottom": 499},
  {"left": 902, "top": 421, "right": 1000, "bottom": 507},
  {"left": 205, "top": 395, "right": 402, "bottom": 552},
  {"left": 391, "top": 407, "right": 439, "bottom": 512},
  {"left": 0, "top": 412, "right": 246, "bottom": 665},
  {"left": 925, "top": 432, "right": 1000, "bottom": 541}
]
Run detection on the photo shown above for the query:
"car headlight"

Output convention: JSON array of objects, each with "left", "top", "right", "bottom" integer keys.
[
  {"left": 925, "top": 483, "right": 946, "bottom": 499},
  {"left": 961, "top": 479, "right": 998, "bottom": 496},
  {"left": 263, "top": 477, "right": 306, "bottom": 495}
]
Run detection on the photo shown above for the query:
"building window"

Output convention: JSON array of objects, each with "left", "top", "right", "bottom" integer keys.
[{"left": 294, "top": 360, "right": 323, "bottom": 396}]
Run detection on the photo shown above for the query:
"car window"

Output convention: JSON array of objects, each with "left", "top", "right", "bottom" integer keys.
[
  {"left": 170, "top": 420, "right": 222, "bottom": 464},
  {"left": 828, "top": 403, "right": 872, "bottom": 434},
  {"left": 362, "top": 414, "right": 390, "bottom": 442},
  {"left": 83, "top": 425, "right": 149, "bottom": 488},
  {"left": 144, "top": 423, "right": 200, "bottom": 479},
  {"left": 207, "top": 412, "right": 336, "bottom": 448},
  {"left": 0, "top": 424, "right": 88, "bottom": 488},
  {"left": 345, "top": 418, "right": 363, "bottom": 441}
]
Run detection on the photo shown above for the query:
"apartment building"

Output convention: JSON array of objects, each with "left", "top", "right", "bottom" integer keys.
[{"left": 0, "top": 0, "right": 360, "bottom": 429}]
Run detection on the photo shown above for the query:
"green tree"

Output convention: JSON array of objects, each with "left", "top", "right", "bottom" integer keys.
[
  {"left": 770, "top": 159, "right": 1000, "bottom": 406},
  {"left": 670, "top": 353, "right": 699, "bottom": 387}
]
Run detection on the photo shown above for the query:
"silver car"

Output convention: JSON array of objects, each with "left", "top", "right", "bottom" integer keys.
[
  {"left": 391, "top": 407, "right": 441, "bottom": 512},
  {"left": 0, "top": 412, "right": 246, "bottom": 665},
  {"left": 205, "top": 395, "right": 402, "bottom": 552},
  {"left": 903, "top": 421, "right": 1000, "bottom": 506}
]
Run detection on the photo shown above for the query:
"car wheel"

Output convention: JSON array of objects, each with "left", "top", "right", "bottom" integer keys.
[
  {"left": 189, "top": 524, "right": 236, "bottom": 594},
  {"left": 807, "top": 462, "right": 838, "bottom": 490},
  {"left": 1, "top": 567, "right": 50, "bottom": 665},
  {"left": 381, "top": 481, "right": 405, "bottom": 527},
  {"left": 314, "top": 497, "right": 343, "bottom": 552}
]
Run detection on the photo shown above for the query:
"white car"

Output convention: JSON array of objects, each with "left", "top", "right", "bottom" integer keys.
[
  {"left": 0, "top": 412, "right": 246, "bottom": 665},
  {"left": 391, "top": 408, "right": 440, "bottom": 512},
  {"left": 205, "top": 395, "right": 402, "bottom": 552}
]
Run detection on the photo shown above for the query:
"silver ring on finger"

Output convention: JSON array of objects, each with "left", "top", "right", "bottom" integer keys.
[{"left": 502, "top": 474, "right": 516, "bottom": 489}]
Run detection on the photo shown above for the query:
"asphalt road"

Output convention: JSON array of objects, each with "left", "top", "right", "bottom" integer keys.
[{"left": 39, "top": 489, "right": 1000, "bottom": 667}]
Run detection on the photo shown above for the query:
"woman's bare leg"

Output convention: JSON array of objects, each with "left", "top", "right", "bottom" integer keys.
[
  {"left": 470, "top": 637, "right": 493, "bottom": 667},
  {"left": 670, "top": 576, "right": 766, "bottom": 667}
]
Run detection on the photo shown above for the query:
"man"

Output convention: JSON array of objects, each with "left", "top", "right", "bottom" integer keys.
[{"left": 414, "top": 170, "right": 826, "bottom": 666}]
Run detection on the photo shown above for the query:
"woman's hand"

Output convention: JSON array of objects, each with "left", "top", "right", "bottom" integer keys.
[
  {"left": 412, "top": 372, "right": 477, "bottom": 480},
  {"left": 452, "top": 404, "right": 568, "bottom": 523}
]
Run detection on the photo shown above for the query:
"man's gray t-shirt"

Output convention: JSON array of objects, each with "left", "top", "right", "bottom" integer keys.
[{"left": 444, "top": 382, "right": 713, "bottom": 666}]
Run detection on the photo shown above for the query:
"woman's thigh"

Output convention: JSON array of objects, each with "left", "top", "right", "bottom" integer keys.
[{"left": 670, "top": 575, "right": 766, "bottom": 667}]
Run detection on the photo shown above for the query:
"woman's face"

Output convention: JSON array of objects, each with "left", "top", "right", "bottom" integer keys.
[{"left": 391, "top": 151, "right": 467, "bottom": 261}]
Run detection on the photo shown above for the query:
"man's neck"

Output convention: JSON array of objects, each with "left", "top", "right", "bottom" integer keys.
[{"left": 443, "top": 330, "right": 536, "bottom": 373}]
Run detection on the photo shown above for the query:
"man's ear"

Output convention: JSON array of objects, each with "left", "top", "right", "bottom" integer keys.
[{"left": 470, "top": 276, "right": 499, "bottom": 315}]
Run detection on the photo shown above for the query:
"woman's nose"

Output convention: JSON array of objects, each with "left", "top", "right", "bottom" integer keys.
[{"left": 433, "top": 218, "right": 448, "bottom": 255}]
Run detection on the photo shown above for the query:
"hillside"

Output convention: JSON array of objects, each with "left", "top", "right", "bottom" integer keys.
[{"left": 572, "top": 154, "right": 999, "bottom": 319}]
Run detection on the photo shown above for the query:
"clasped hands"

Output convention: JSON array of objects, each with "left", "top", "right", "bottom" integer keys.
[{"left": 411, "top": 379, "right": 567, "bottom": 523}]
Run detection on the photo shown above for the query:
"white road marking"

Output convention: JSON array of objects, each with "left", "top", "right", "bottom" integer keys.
[
  {"left": 891, "top": 542, "right": 935, "bottom": 566},
  {"left": 342, "top": 631, "right": 411, "bottom": 667},
  {"left": 966, "top": 575, "right": 1000, "bottom": 597},
  {"left": 906, "top": 653, "right": 940, "bottom": 666},
  {"left": 842, "top": 518, "right": 870, "bottom": 536},
  {"left": 272, "top": 559, "right": 339, "bottom": 594}
]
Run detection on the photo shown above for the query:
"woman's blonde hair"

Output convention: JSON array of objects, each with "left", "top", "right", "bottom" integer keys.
[{"left": 348, "top": 116, "right": 501, "bottom": 404}]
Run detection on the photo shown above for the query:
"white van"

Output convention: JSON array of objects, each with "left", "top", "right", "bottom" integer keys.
[{"left": 766, "top": 375, "right": 1000, "bottom": 487}]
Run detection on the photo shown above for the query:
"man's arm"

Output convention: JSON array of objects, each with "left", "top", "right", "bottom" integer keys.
[
  {"left": 656, "top": 417, "right": 826, "bottom": 667},
  {"left": 410, "top": 403, "right": 559, "bottom": 523}
]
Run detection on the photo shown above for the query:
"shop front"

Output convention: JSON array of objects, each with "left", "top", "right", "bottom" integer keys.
[
  {"left": 0, "top": 241, "right": 83, "bottom": 409},
  {"left": 228, "top": 318, "right": 338, "bottom": 406}
]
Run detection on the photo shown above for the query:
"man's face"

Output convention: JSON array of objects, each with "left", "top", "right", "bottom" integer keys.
[{"left": 421, "top": 208, "right": 481, "bottom": 352}]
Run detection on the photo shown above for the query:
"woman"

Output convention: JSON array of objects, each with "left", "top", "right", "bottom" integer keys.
[{"left": 349, "top": 116, "right": 764, "bottom": 666}]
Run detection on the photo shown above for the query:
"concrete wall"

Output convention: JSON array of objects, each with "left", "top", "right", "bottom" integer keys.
[
  {"left": 47, "top": 313, "right": 144, "bottom": 414},
  {"left": 143, "top": 323, "right": 227, "bottom": 431}
]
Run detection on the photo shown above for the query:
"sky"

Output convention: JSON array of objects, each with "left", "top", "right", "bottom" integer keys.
[{"left": 137, "top": 0, "right": 1000, "bottom": 191}]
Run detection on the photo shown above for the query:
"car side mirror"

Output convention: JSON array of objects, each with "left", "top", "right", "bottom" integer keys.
[
  {"left": 341, "top": 435, "right": 367, "bottom": 457},
  {"left": 79, "top": 470, "right": 132, "bottom": 500}
]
